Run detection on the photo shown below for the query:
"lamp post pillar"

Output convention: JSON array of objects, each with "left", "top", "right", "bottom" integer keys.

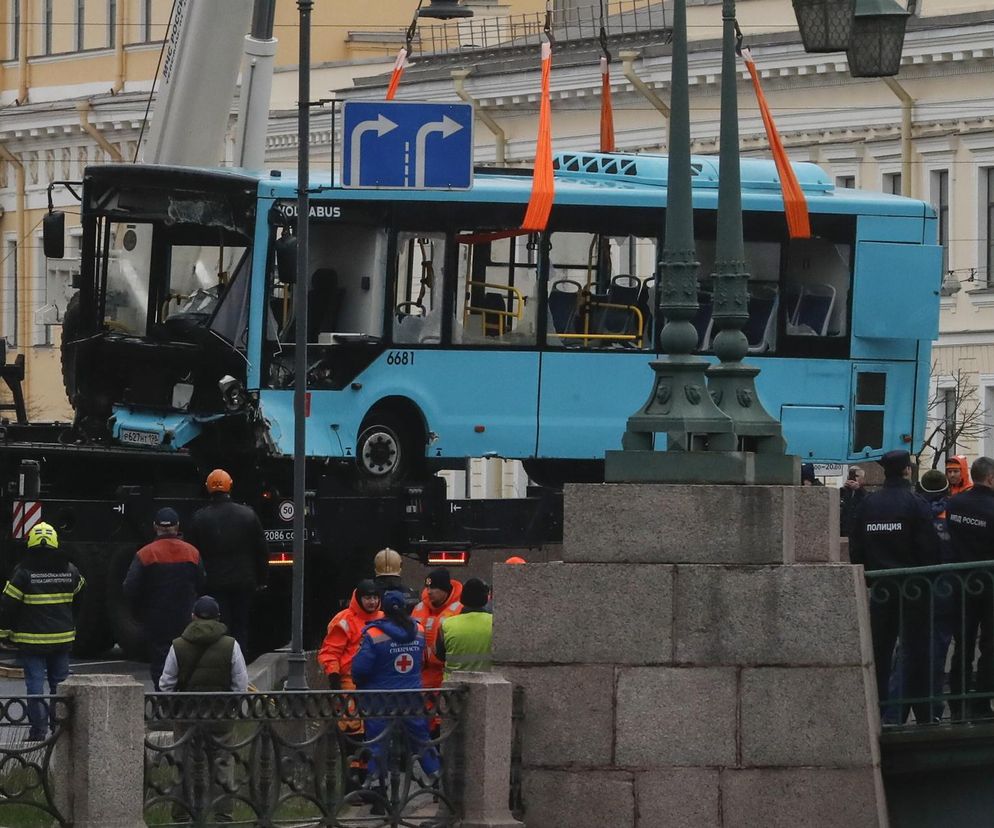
[
  {"left": 287, "top": 0, "right": 313, "bottom": 692},
  {"left": 705, "top": 0, "right": 796, "bottom": 483}
]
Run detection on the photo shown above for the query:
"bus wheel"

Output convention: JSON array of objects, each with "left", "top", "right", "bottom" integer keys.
[
  {"left": 356, "top": 412, "right": 418, "bottom": 492},
  {"left": 72, "top": 561, "right": 115, "bottom": 657}
]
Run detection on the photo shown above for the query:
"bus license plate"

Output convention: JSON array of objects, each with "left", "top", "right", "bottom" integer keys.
[{"left": 119, "top": 429, "right": 160, "bottom": 447}]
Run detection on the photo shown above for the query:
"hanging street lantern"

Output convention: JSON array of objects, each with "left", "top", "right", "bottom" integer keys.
[
  {"left": 418, "top": 0, "right": 474, "bottom": 19},
  {"left": 846, "top": 0, "right": 913, "bottom": 77},
  {"left": 791, "top": 0, "right": 855, "bottom": 53}
]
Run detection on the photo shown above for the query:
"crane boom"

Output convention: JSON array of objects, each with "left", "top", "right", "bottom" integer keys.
[{"left": 141, "top": 0, "right": 256, "bottom": 167}]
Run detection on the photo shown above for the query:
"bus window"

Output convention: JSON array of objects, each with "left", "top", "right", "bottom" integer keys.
[
  {"left": 454, "top": 235, "right": 539, "bottom": 346},
  {"left": 274, "top": 223, "right": 387, "bottom": 345},
  {"left": 394, "top": 233, "right": 445, "bottom": 344},
  {"left": 548, "top": 232, "right": 654, "bottom": 349},
  {"left": 783, "top": 238, "right": 851, "bottom": 339}
]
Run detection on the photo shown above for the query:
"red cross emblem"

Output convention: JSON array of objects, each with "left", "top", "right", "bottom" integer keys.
[{"left": 394, "top": 653, "right": 414, "bottom": 673}]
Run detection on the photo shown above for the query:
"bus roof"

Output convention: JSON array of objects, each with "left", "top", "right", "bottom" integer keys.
[{"left": 94, "top": 152, "right": 933, "bottom": 219}]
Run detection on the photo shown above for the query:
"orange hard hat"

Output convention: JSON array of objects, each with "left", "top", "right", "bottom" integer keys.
[
  {"left": 505, "top": 556, "right": 527, "bottom": 565},
  {"left": 206, "top": 468, "right": 233, "bottom": 493}
]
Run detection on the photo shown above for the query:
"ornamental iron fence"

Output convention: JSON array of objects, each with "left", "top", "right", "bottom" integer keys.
[
  {"left": 144, "top": 688, "right": 465, "bottom": 828},
  {"left": 0, "top": 695, "right": 71, "bottom": 826},
  {"left": 866, "top": 561, "right": 994, "bottom": 728}
]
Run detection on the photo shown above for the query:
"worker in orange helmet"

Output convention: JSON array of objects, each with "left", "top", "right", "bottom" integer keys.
[
  {"left": 185, "top": 468, "right": 268, "bottom": 657},
  {"left": 411, "top": 568, "right": 463, "bottom": 690},
  {"left": 505, "top": 555, "right": 527, "bottom": 564}
]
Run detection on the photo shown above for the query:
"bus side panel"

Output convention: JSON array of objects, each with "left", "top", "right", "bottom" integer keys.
[
  {"left": 392, "top": 349, "right": 540, "bottom": 459},
  {"left": 857, "top": 214, "right": 926, "bottom": 244},
  {"left": 755, "top": 358, "right": 850, "bottom": 461},
  {"left": 536, "top": 351, "right": 656, "bottom": 459},
  {"left": 260, "top": 350, "right": 541, "bottom": 460}
]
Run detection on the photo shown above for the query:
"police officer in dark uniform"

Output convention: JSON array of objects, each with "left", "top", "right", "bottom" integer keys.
[
  {"left": 945, "top": 455, "right": 994, "bottom": 719},
  {"left": 849, "top": 449, "right": 940, "bottom": 724}
]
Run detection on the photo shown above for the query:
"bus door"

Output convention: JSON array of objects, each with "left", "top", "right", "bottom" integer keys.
[
  {"left": 537, "top": 232, "right": 657, "bottom": 459},
  {"left": 849, "top": 238, "right": 942, "bottom": 457}
]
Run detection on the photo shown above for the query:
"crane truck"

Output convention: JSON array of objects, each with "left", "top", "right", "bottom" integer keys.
[{"left": 0, "top": 0, "right": 560, "bottom": 658}]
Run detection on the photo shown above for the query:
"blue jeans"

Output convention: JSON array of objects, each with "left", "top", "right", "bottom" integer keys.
[{"left": 19, "top": 650, "right": 70, "bottom": 738}]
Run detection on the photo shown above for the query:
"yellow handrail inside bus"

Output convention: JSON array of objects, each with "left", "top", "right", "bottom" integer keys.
[
  {"left": 561, "top": 302, "right": 643, "bottom": 346},
  {"left": 464, "top": 280, "right": 526, "bottom": 338}
]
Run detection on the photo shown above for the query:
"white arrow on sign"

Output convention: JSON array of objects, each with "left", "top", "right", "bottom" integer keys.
[
  {"left": 350, "top": 114, "right": 398, "bottom": 185},
  {"left": 413, "top": 116, "right": 464, "bottom": 188}
]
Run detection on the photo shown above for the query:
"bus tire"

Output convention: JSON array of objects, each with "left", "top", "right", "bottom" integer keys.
[
  {"left": 105, "top": 546, "right": 148, "bottom": 662},
  {"left": 355, "top": 411, "right": 420, "bottom": 493}
]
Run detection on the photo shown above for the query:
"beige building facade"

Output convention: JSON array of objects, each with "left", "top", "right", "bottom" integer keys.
[{"left": 2, "top": 0, "right": 994, "bottom": 473}]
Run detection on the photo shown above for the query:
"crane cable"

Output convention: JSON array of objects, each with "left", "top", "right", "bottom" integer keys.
[
  {"left": 598, "top": 0, "right": 615, "bottom": 153},
  {"left": 735, "top": 21, "right": 810, "bottom": 239}
]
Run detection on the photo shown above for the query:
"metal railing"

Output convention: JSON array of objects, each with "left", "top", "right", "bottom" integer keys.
[
  {"left": 412, "top": 0, "right": 668, "bottom": 59},
  {"left": 0, "top": 695, "right": 71, "bottom": 826},
  {"left": 144, "top": 688, "right": 465, "bottom": 827},
  {"left": 866, "top": 561, "right": 994, "bottom": 728}
]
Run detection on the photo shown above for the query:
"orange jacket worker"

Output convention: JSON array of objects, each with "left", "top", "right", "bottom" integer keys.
[
  {"left": 411, "top": 568, "right": 463, "bottom": 689},
  {"left": 318, "top": 580, "right": 383, "bottom": 690}
]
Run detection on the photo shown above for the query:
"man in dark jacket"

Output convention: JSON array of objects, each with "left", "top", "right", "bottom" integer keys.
[
  {"left": 946, "top": 456, "right": 994, "bottom": 719},
  {"left": 850, "top": 450, "right": 940, "bottom": 724},
  {"left": 185, "top": 469, "right": 267, "bottom": 655},
  {"left": 123, "top": 507, "right": 205, "bottom": 689},
  {"left": 159, "top": 595, "right": 248, "bottom": 824},
  {"left": 0, "top": 522, "right": 85, "bottom": 741}
]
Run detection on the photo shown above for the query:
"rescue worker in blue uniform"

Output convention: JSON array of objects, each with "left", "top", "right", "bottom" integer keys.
[
  {"left": 849, "top": 450, "right": 940, "bottom": 724},
  {"left": 0, "top": 522, "right": 85, "bottom": 741},
  {"left": 351, "top": 590, "right": 440, "bottom": 805},
  {"left": 946, "top": 455, "right": 994, "bottom": 719}
]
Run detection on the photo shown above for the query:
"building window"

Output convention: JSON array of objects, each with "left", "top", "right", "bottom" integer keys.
[
  {"left": 141, "top": 0, "right": 153, "bottom": 41},
  {"left": 76, "top": 0, "right": 86, "bottom": 51},
  {"left": 883, "top": 172, "right": 902, "bottom": 195},
  {"left": 108, "top": 0, "right": 116, "bottom": 47},
  {"left": 9, "top": 0, "right": 20, "bottom": 60},
  {"left": 43, "top": 0, "right": 53, "bottom": 55},
  {"left": 986, "top": 168, "right": 994, "bottom": 288},
  {"left": 930, "top": 170, "right": 950, "bottom": 274},
  {"left": 2, "top": 240, "right": 16, "bottom": 347},
  {"left": 943, "top": 386, "right": 957, "bottom": 460},
  {"left": 836, "top": 175, "right": 856, "bottom": 190}
]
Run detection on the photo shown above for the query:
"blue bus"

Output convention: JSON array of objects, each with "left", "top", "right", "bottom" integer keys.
[{"left": 62, "top": 150, "right": 941, "bottom": 490}]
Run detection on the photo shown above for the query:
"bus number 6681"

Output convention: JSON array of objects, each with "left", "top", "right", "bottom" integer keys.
[{"left": 386, "top": 351, "right": 414, "bottom": 366}]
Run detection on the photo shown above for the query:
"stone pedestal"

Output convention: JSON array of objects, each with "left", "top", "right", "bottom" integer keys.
[
  {"left": 494, "top": 484, "right": 886, "bottom": 827},
  {"left": 58, "top": 674, "right": 146, "bottom": 828}
]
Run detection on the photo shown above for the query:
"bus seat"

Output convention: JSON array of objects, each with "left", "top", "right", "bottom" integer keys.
[
  {"left": 792, "top": 283, "right": 835, "bottom": 336},
  {"left": 549, "top": 279, "right": 582, "bottom": 335},
  {"left": 638, "top": 277, "right": 656, "bottom": 347},
  {"left": 307, "top": 268, "right": 344, "bottom": 341},
  {"left": 693, "top": 291, "right": 713, "bottom": 350},
  {"left": 745, "top": 287, "right": 779, "bottom": 352},
  {"left": 785, "top": 290, "right": 802, "bottom": 326},
  {"left": 593, "top": 275, "right": 641, "bottom": 338}
]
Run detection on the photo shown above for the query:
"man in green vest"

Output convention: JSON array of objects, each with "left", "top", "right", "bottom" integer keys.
[
  {"left": 159, "top": 595, "right": 248, "bottom": 823},
  {"left": 435, "top": 578, "right": 493, "bottom": 680}
]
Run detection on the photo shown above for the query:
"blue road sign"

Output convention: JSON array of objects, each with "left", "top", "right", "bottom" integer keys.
[{"left": 342, "top": 101, "right": 474, "bottom": 190}]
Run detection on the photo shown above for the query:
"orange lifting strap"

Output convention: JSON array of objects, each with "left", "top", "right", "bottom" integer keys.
[
  {"left": 521, "top": 40, "right": 555, "bottom": 232},
  {"left": 600, "top": 57, "right": 616, "bottom": 153},
  {"left": 385, "top": 48, "right": 408, "bottom": 101},
  {"left": 740, "top": 46, "right": 810, "bottom": 239}
]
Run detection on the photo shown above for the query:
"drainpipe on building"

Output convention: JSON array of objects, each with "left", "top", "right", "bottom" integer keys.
[
  {"left": 451, "top": 69, "right": 506, "bottom": 165},
  {"left": 0, "top": 143, "right": 30, "bottom": 404},
  {"left": 17, "top": 0, "right": 30, "bottom": 103},
  {"left": 620, "top": 49, "right": 670, "bottom": 145},
  {"left": 112, "top": 0, "right": 127, "bottom": 94},
  {"left": 77, "top": 103, "right": 124, "bottom": 162},
  {"left": 883, "top": 77, "right": 914, "bottom": 198}
]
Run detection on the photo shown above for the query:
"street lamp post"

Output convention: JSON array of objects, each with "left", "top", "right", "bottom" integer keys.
[
  {"left": 287, "top": 0, "right": 313, "bottom": 692},
  {"left": 605, "top": 0, "right": 738, "bottom": 483},
  {"left": 704, "top": 0, "right": 794, "bottom": 483}
]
